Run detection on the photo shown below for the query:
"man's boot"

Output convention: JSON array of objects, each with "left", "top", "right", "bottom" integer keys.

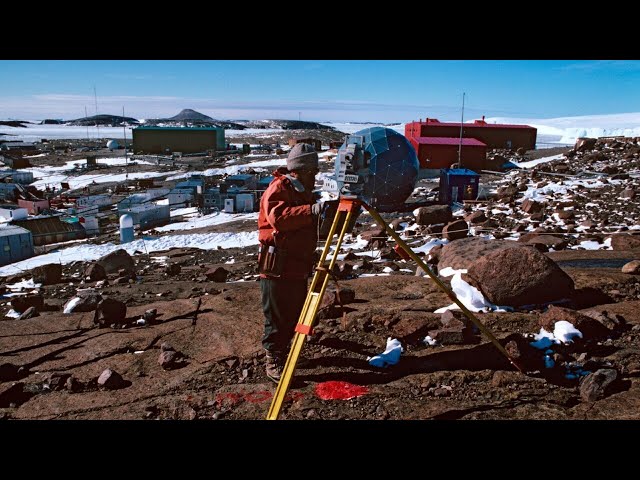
[{"left": 265, "top": 350, "right": 283, "bottom": 383}]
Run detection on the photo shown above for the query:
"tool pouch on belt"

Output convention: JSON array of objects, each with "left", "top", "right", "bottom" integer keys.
[{"left": 258, "top": 243, "right": 288, "bottom": 277}]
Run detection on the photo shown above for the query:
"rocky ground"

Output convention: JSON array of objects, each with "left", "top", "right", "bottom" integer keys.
[{"left": 1, "top": 136, "right": 639, "bottom": 420}]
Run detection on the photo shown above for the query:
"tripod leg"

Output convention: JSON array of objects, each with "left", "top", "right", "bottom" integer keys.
[
  {"left": 364, "top": 205, "right": 524, "bottom": 373},
  {"left": 266, "top": 201, "right": 359, "bottom": 420}
]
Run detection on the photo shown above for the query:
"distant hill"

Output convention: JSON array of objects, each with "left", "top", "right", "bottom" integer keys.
[
  {"left": 40, "top": 119, "right": 64, "bottom": 125},
  {"left": 239, "top": 119, "right": 336, "bottom": 130},
  {"left": 167, "top": 109, "right": 214, "bottom": 122},
  {"left": 144, "top": 108, "right": 246, "bottom": 130},
  {"left": 0, "top": 120, "right": 33, "bottom": 128},
  {"left": 66, "top": 114, "right": 140, "bottom": 126}
]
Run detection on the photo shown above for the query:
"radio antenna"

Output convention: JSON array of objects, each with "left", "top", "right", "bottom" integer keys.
[{"left": 457, "top": 92, "right": 465, "bottom": 168}]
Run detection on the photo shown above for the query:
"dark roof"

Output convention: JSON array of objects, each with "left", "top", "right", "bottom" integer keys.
[
  {"left": 0, "top": 224, "right": 31, "bottom": 237},
  {"left": 445, "top": 168, "right": 481, "bottom": 177},
  {"left": 413, "top": 136, "right": 486, "bottom": 146},
  {"left": 413, "top": 120, "right": 535, "bottom": 130},
  {"left": 13, "top": 216, "right": 80, "bottom": 235},
  {"left": 134, "top": 126, "right": 222, "bottom": 132},
  {"left": 226, "top": 174, "right": 254, "bottom": 180}
]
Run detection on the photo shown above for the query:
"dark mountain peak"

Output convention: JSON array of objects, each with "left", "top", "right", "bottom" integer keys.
[
  {"left": 66, "top": 114, "right": 140, "bottom": 126},
  {"left": 167, "top": 109, "right": 214, "bottom": 121}
]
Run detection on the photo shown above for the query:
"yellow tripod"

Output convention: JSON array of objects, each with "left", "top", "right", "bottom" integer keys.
[{"left": 266, "top": 197, "right": 523, "bottom": 420}]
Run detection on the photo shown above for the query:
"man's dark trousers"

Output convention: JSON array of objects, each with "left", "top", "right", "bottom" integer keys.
[{"left": 261, "top": 277, "right": 308, "bottom": 356}]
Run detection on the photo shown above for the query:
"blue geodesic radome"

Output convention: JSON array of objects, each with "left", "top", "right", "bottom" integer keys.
[{"left": 335, "top": 126, "right": 419, "bottom": 211}]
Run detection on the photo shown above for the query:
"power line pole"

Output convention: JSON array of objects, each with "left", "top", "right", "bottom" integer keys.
[
  {"left": 123, "top": 106, "right": 128, "bottom": 179},
  {"left": 457, "top": 92, "right": 466, "bottom": 168},
  {"left": 84, "top": 106, "right": 89, "bottom": 140},
  {"left": 94, "top": 86, "right": 100, "bottom": 140}
]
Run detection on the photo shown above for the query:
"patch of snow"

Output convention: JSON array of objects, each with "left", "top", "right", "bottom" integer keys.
[
  {"left": 6, "top": 279, "right": 42, "bottom": 291},
  {"left": 438, "top": 267, "right": 467, "bottom": 277},
  {"left": 368, "top": 337, "right": 403, "bottom": 368},
  {"left": 5, "top": 309, "right": 21, "bottom": 318},
  {"left": 553, "top": 320, "right": 583, "bottom": 343},
  {"left": 151, "top": 212, "right": 258, "bottom": 232},
  {"left": 435, "top": 272, "right": 512, "bottom": 313},
  {"left": 63, "top": 297, "right": 81, "bottom": 314},
  {"left": 0, "top": 231, "right": 259, "bottom": 276}
]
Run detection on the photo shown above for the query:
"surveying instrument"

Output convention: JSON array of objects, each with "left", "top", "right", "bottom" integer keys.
[{"left": 266, "top": 128, "right": 522, "bottom": 420}]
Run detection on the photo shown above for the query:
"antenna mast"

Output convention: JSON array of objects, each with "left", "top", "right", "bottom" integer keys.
[
  {"left": 84, "top": 106, "right": 89, "bottom": 140},
  {"left": 457, "top": 92, "right": 465, "bottom": 168},
  {"left": 123, "top": 106, "right": 128, "bottom": 179},
  {"left": 94, "top": 86, "right": 100, "bottom": 140}
]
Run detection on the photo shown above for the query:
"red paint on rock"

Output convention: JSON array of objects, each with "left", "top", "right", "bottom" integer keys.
[{"left": 315, "top": 381, "right": 369, "bottom": 400}]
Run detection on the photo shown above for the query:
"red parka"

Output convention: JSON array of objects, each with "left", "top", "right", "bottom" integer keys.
[{"left": 258, "top": 168, "right": 318, "bottom": 280}]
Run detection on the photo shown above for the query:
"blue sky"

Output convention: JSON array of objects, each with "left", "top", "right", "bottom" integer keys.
[{"left": 1, "top": 60, "right": 639, "bottom": 123}]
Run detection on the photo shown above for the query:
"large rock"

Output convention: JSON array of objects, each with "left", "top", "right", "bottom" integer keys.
[
  {"left": 320, "top": 287, "right": 356, "bottom": 308},
  {"left": 611, "top": 233, "right": 640, "bottom": 251},
  {"left": 579, "top": 369, "right": 617, "bottom": 402},
  {"left": 415, "top": 205, "right": 452, "bottom": 226},
  {"left": 538, "top": 306, "right": 610, "bottom": 340},
  {"left": 524, "top": 235, "right": 569, "bottom": 250},
  {"left": 464, "top": 211, "right": 486, "bottom": 224},
  {"left": 94, "top": 298, "right": 127, "bottom": 326},
  {"left": 97, "top": 369, "right": 126, "bottom": 390},
  {"left": 64, "top": 290, "right": 102, "bottom": 313},
  {"left": 10, "top": 295, "right": 44, "bottom": 314},
  {"left": 205, "top": 267, "right": 228, "bottom": 283},
  {"left": 32, "top": 263, "right": 62, "bottom": 285},
  {"left": 84, "top": 263, "right": 107, "bottom": 281},
  {"left": 442, "top": 219, "right": 468, "bottom": 241},
  {"left": 17, "top": 307, "right": 39, "bottom": 320},
  {"left": 389, "top": 312, "right": 441, "bottom": 344},
  {"left": 621, "top": 260, "right": 640, "bottom": 274},
  {"left": 438, "top": 237, "right": 523, "bottom": 270},
  {"left": 466, "top": 246, "right": 574, "bottom": 307},
  {"left": 359, "top": 226, "right": 388, "bottom": 248},
  {"left": 97, "top": 249, "right": 135, "bottom": 274},
  {"left": 521, "top": 199, "right": 544, "bottom": 214},
  {"left": 574, "top": 137, "right": 597, "bottom": 152}
]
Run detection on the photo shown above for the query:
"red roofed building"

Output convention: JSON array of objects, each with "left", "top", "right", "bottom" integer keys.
[
  {"left": 405, "top": 117, "right": 537, "bottom": 151},
  {"left": 409, "top": 136, "right": 487, "bottom": 170},
  {"left": 405, "top": 116, "right": 537, "bottom": 172}
]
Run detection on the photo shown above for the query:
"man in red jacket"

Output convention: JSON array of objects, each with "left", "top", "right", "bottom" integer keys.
[{"left": 258, "top": 143, "right": 324, "bottom": 382}]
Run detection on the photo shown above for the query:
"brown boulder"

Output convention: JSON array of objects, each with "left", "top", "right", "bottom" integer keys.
[
  {"left": 521, "top": 199, "right": 544, "bottom": 214},
  {"left": 525, "top": 235, "right": 569, "bottom": 250},
  {"left": 438, "top": 237, "right": 523, "bottom": 270},
  {"left": 611, "top": 234, "right": 640, "bottom": 251},
  {"left": 442, "top": 219, "right": 468, "bottom": 241},
  {"left": 464, "top": 211, "right": 486, "bottom": 224},
  {"left": 32, "top": 263, "right": 62, "bottom": 285},
  {"left": 10, "top": 295, "right": 44, "bottom": 314},
  {"left": 466, "top": 246, "right": 574, "bottom": 307},
  {"left": 205, "top": 267, "right": 229, "bottom": 282},
  {"left": 621, "top": 260, "right": 640, "bottom": 274},
  {"left": 85, "top": 263, "right": 107, "bottom": 281},
  {"left": 538, "top": 306, "right": 610, "bottom": 340},
  {"left": 389, "top": 312, "right": 441, "bottom": 344},
  {"left": 93, "top": 298, "right": 127, "bottom": 326},
  {"left": 97, "top": 249, "right": 135, "bottom": 274},
  {"left": 415, "top": 205, "right": 452, "bottom": 226},
  {"left": 574, "top": 137, "right": 597, "bottom": 152}
]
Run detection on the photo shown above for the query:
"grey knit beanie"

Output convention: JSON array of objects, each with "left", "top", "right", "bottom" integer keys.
[{"left": 287, "top": 143, "right": 319, "bottom": 172}]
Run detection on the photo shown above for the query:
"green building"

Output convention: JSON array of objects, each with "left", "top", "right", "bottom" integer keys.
[{"left": 132, "top": 126, "right": 225, "bottom": 154}]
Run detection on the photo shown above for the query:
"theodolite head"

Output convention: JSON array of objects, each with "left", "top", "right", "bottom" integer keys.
[{"left": 323, "top": 126, "right": 419, "bottom": 212}]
